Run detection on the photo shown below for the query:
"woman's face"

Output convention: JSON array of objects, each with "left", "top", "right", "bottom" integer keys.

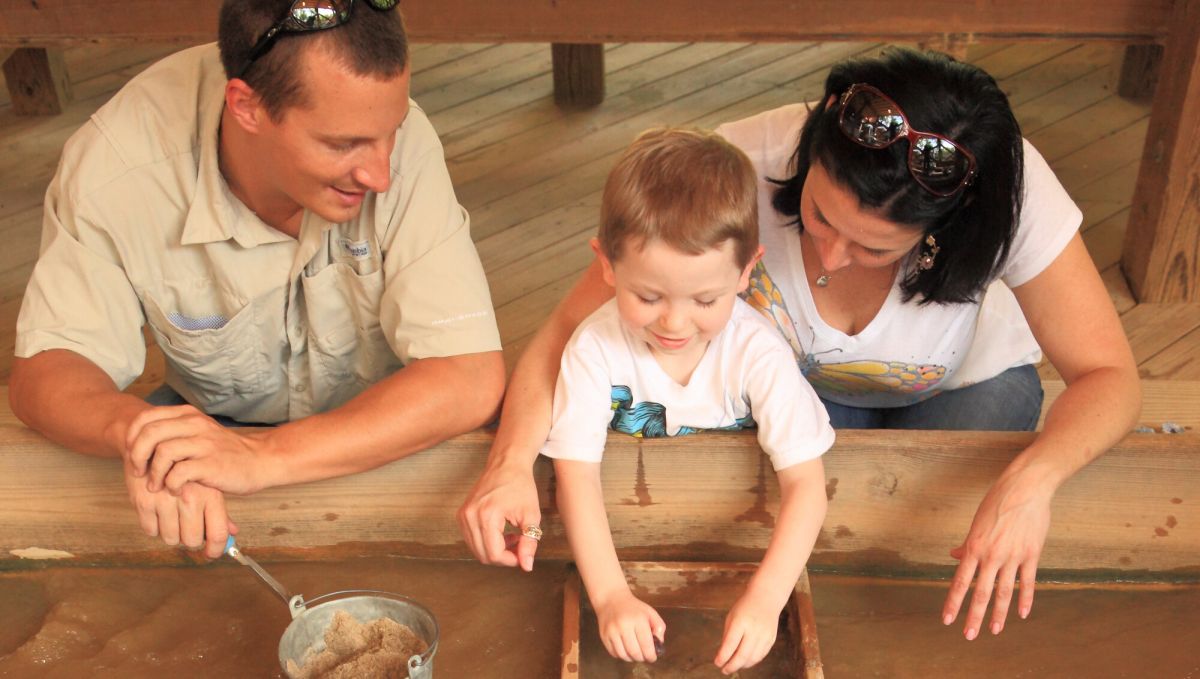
[{"left": 799, "top": 160, "right": 925, "bottom": 273}]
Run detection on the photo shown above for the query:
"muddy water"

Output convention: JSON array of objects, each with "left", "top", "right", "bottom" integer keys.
[
  {"left": 811, "top": 574, "right": 1200, "bottom": 678},
  {"left": 0, "top": 557, "right": 566, "bottom": 678},
  {"left": 580, "top": 606, "right": 795, "bottom": 678},
  {"left": 3, "top": 560, "right": 1198, "bottom": 678}
]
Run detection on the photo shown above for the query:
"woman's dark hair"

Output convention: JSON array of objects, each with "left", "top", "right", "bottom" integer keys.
[
  {"left": 771, "top": 47, "right": 1024, "bottom": 305},
  {"left": 218, "top": 0, "right": 409, "bottom": 121}
]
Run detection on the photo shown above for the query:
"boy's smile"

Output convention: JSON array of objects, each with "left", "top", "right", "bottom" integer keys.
[{"left": 595, "top": 237, "right": 760, "bottom": 377}]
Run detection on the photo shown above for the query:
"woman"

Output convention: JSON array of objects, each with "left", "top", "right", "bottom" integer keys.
[{"left": 459, "top": 48, "right": 1140, "bottom": 641}]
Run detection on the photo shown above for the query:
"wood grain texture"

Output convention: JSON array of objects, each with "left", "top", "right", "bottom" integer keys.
[
  {"left": 0, "top": 1, "right": 1173, "bottom": 47},
  {"left": 1122, "top": 0, "right": 1200, "bottom": 302},
  {"left": 1, "top": 423, "right": 1196, "bottom": 577}
]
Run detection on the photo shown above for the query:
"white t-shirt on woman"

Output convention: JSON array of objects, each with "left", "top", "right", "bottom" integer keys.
[{"left": 716, "top": 103, "right": 1081, "bottom": 408}]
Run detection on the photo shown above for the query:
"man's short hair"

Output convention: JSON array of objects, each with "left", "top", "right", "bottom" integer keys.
[
  {"left": 218, "top": 0, "right": 409, "bottom": 120},
  {"left": 600, "top": 127, "right": 759, "bottom": 269}
]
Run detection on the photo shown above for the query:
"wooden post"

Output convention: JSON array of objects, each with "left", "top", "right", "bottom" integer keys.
[
  {"left": 1122, "top": 0, "right": 1200, "bottom": 302},
  {"left": 2, "top": 47, "right": 72, "bottom": 116},
  {"left": 1117, "top": 44, "right": 1164, "bottom": 99},
  {"left": 551, "top": 43, "right": 604, "bottom": 108},
  {"left": 560, "top": 565, "right": 581, "bottom": 679}
]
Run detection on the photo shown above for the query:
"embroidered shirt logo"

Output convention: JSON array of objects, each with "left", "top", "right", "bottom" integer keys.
[{"left": 339, "top": 238, "right": 372, "bottom": 260}]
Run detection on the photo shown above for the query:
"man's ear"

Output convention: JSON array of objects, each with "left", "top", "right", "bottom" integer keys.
[
  {"left": 737, "top": 244, "right": 765, "bottom": 293},
  {"left": 224, "top": 78, "right": 268, "bottom": 134},
  {"left": 590, "top": 237, "right": 617, "bottom": 288}
]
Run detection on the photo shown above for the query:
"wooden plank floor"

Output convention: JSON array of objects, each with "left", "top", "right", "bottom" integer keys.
[{"left": 1, "top": 41, "right": 1197, "bottom": 392}]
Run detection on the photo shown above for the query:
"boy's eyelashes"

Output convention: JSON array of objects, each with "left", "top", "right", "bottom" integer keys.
[{"left": 634, "top": 294, "right": 717, "bottom": 308}]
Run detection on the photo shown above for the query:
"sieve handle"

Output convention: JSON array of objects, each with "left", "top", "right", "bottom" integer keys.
[{"left": 224, "top": 536, "right": 294, "bottom": 608}]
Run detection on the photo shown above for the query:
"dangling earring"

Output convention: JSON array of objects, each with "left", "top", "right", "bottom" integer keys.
[{"left": 917, "top": 234, "right": 940, "bottom": 271}]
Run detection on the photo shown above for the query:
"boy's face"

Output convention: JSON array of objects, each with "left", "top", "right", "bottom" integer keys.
[
  {"left": 253, "top": 43, "right": 411, "bottom": 224},
  {"left": 596, "top": 237, "right": 761, "bottom": 362}
]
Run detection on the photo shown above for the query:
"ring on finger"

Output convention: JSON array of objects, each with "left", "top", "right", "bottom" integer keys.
[{"left": 521, "top": 524, "right": 544, "bottom": 541}]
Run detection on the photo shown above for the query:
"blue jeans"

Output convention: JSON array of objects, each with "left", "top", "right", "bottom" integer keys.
[
  {"left": 144, "top": 385, "right": 273, "bottom": 428},
  {"left": 820, "top": 363, "right": 1043, "bottom": 431}
]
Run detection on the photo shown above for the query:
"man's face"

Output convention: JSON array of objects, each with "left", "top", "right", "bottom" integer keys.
[{"left": 256, "top": 43, "right": 412, "bottom": 224}]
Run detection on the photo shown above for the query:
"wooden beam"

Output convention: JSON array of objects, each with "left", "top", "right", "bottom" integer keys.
[
  {"left": 1, "top": 47, "right": 72, "bottom": 115},
  {"left": 0, "top": 0, "right": 1173, "bottom": 47},
  {"left": 0, "top": 424, "right": 1196, "bottom": 578},
  {"left": 1117, "top": 43, "right": 1164, "bottom": 99},
  {"left": 1122, "top": 0, "right": 1200, "bottom": 302},
  {"left": 552, "top": 43, "right": 605, "bottom": 108}
]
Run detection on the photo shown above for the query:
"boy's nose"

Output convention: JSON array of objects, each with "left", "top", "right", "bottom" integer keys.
[{"left": 658, "top": 306, "right": 687, "bottom": 333}]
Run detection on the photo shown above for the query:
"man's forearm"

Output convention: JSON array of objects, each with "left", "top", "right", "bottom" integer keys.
[
  {"left": 10, "top": 350, "right": 150, "bottom": 458},
  {"left": 255, "top": 350, "right": 505, "bottom": 488}
]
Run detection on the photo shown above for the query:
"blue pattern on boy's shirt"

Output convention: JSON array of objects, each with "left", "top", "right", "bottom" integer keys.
[{"left": 609, "top": 385, "right": 755, "bottom": 438}]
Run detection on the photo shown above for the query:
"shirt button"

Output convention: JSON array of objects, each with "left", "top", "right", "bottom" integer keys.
[{"left": 292, "top": 382, "right": 307, "bottom": 393}]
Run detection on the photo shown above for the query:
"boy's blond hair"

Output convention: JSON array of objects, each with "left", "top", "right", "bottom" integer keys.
[{"left": 599, "top": 127, "right": 759, "bottom": 268}]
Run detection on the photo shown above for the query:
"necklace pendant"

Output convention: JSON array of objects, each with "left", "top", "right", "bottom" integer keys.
[{"left": 815, "top": 273, "right": 831, "bottom": 287}]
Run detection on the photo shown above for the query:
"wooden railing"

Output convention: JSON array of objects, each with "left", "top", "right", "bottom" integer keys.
[{"left": 0, "top": 1, "right": 1196, "bottom": 299}]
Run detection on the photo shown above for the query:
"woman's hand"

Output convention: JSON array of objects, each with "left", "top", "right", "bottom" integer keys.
[
  {"left": 458, "top": 459, "right": 543, "bottom": 571},
  {"left": 714, "top": 589, "right": 782, "bottom": 674},
  {"left": 594, "top": 590, "right": 667, "bottom": 664},
  {"left": 942, "top": 462, "right": 1054, "bottom": 639}
]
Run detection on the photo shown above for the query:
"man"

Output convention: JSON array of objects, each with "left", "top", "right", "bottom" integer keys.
[{"left": 10, "top": 0, "right": 504, "bottom": 560}]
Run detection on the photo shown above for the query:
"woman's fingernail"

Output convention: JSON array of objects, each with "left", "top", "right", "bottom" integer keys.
[
  {"left": 1019, "top": 607, "right": 1029, "bottom": 619},
  {"left": 943, "top": 614, "right": 953, "bottom": 625},
  {"left": 991, "top": 622, "right": 1001, "bottom": 635},
  {"left": 966, "top": 627, "right": 977, "bottom": 640}
]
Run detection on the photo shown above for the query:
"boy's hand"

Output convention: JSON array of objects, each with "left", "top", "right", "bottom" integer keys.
[
  {"left": 594, "top": 591, "right": 667, "bottom": 664},
  {"left": 714, "top": 589, "right": 781, "bottom": 675}
]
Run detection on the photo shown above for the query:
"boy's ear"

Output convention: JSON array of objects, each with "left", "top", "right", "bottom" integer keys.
[
  {"left": 737, "top": 245, "right": 765, "bottom": 292},
  {"left": 590, "top": 237, "right": 617, "bottom": 287},
  {"left": 224, "top": 78, "right": 268, "bottom": 134}
]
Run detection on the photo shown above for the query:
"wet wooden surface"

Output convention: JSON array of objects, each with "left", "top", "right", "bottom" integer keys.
[{"left": 2, "top": 557, "right": 1196, "bottom": 678}]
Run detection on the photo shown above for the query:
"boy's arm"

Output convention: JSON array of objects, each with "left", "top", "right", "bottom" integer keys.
[
  {"left": 555, "top": 459, "right": 666, "bottom": 663},
  {"left": 715, "top": 328, "right": 834, "bottom": 673},
  {"left": 715, "top": 458, "right": 827, "bottom": 674}
]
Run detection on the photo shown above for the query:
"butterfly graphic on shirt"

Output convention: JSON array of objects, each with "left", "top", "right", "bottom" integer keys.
[
  {"left": 741, "top": 261, "right": 946, "bottom": 395},
  {"left": 609, "top": 385, "right": 755, "bottom": 438}
]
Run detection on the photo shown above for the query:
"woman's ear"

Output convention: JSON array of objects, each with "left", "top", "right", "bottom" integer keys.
[{"left": 824, "top": 93, "right": 838, "bottom": 111}]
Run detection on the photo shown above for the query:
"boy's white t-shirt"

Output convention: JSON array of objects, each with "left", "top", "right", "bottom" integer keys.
[
  {"left": 541, "top": 298, "right": 835, "bottom": 471},
  {"left": 716, "top": 103, "right": 1082, "bottom": 408}
]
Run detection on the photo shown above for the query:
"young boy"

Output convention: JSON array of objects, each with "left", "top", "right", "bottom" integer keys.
[{"left": 541, "top": 128, "right": 834, "bottom": 674}]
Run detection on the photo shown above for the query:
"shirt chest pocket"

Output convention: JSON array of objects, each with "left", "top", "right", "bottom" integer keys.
[
  {"left": 143, "top": 294, "right": 266, "bottom": 402},
  {"left": 301, "top": 262, "right": 399, "bottom": 386}
]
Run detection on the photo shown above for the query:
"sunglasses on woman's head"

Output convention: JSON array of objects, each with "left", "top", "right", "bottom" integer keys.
[
  {"left": 236, "top": 0, "right": 400, "bottom": 80},
  {"left": 836, "top": 83, "right": 977, "bottom": 197}
]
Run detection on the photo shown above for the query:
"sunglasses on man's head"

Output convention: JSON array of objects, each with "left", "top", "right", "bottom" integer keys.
[
  {"left": 236, "top": 0, "right": 399, "bottom": 80},
  {"left": 836, "top": 83, "right": 977, "bottom": 197}
]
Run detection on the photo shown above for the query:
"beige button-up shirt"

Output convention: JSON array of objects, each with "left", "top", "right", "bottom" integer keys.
[{"left": 16, "top": 44, "right": 501, "bottom": 424}]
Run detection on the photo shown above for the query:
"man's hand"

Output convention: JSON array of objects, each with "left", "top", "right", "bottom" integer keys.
[
  {"left": 123, "top": 459, "right": 238, "bottom": 559},
  {"left": 942, "top": 464, "right": 1053, "bottom": 639},
  {"left": 125, "top": 405, "right": 279, "bottom": 496},
  {"left": 458, "top": 460, "right": 542, "bottom": 571}
]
